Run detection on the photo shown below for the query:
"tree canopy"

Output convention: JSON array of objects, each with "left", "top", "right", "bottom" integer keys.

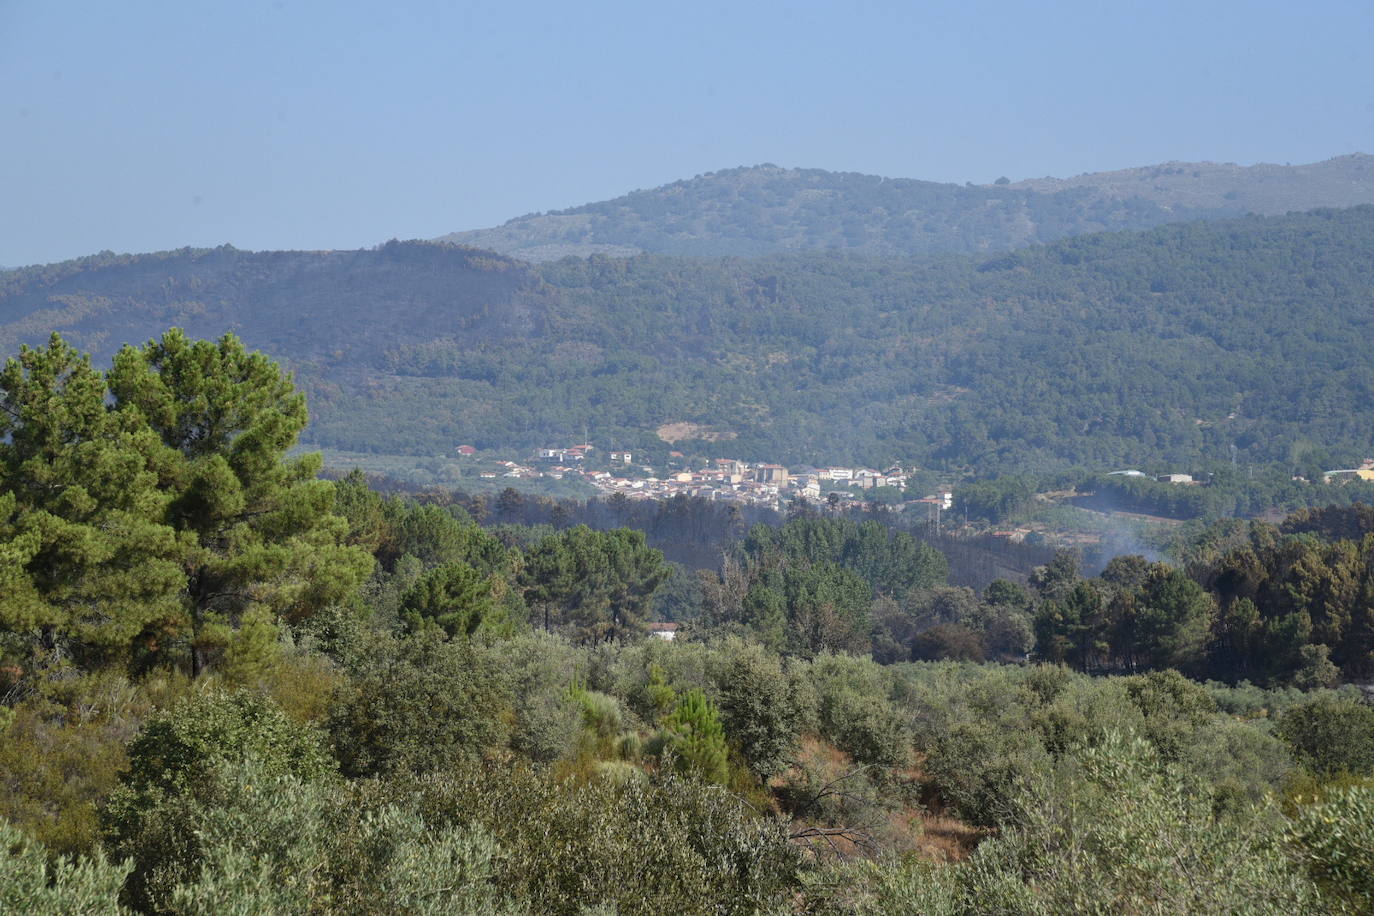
[{"left": 0, "top": 330, "right": 371, "bottom": 676}]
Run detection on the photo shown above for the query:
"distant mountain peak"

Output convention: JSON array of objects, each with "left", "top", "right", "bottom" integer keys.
[
  {"left": 1003, "top": 153, "right": 1374, "bottom": 206},
  {"left": 434, "top": 154, "right": 1374, "bottom": 262}
]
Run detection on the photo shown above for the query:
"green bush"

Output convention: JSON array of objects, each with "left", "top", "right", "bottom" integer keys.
[
  {"left": 328, "top": 630, "right": 513, "bottom": 777},
  {"left": 905, "top": 665, "right": 1052, "bottom": 825},
  {"left": 484, "top": 631, "right": 587, "bottom": 763},
  {"left": 608, "top": 639, "right": 713, "bottom": 722},
  {"left": 1275, "top": 695, "right": 1374, "bottom": 778},
  {"left": 0, "top": 818, "right": 130, "bottom": 915},
  {"left": 971, "top": 731, "right": 1315, "bottom": 913},
  {"left": 797, "top": 855, "right": 961, "bottom": 916},
  {"left": 0, "top": 671, "right": 154, "bottom": 857},
  {"left": 162, "top": 763, "right": 518, "bottom": 916},
  {"left": 708, "top": 639, "right": 800, "bottom": 778},
  {"left": 1286, "top": 784, "right": 1374, "bottom": 913},
  {"left": 101, "top": 690, "right": 334, "bottom": 912},
  {"left": 821, "top": 688, "right": 909, "bottom": 768},
  {"left": 392, "top": 766, "right": 801, "bottom": 915},
  {"left": 801, "top": 733, "right": 1313, "bottom": 914},
  {"left": 1122, "top": 668, "right": 1220, "bottom": 763},
  {"left": 806, "top": 654, "right": 908, "bottom": 766}
]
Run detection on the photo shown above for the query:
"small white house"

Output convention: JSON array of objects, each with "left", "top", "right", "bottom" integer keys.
[{"left": 646, "top": 622, "right": 679, "bottom": 641}]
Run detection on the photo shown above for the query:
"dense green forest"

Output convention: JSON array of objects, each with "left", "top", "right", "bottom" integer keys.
[
  {"left": 390, "top": 483, "right": 1054, "bottom": 588},
  {"left": 3, "top": 207, "right": 1374, "bottom": 478},
  {"left": 3, "top": 332, "right": 1373, "bottom": 913},
  {"left": 435, "top": 156, "right": 1374, "bottom": 261}
]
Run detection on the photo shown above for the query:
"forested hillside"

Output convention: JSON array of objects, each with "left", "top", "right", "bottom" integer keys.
[
  {"left": 3, "top": 206, "right": 1374, "bottom": 472},
  {"left": 0, "top": 242, "right": 547, "bottom": 368},
  {"left": 435, "top": 155, "right": 1374, "bottom": 260}
]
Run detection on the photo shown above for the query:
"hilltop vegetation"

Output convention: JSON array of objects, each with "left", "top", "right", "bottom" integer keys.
[
  {"left": 4, "top": 207, "right": 1374, "bottom": 476},
  {"left": 436, "top": 155, "right": 1374, "bottom": 261},
  {"left": 1009, "top": 153, "right": 1374, "bottom": 214},
  {"left": 436, "top": 163, "right": 1218, "bottom": 261}
]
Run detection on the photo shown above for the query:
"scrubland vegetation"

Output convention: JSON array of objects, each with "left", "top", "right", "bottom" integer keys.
[{"left": 2, "top": 331, "right": 1373, "bottom": 914}]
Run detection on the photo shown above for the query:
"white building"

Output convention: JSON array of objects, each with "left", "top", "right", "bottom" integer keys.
[{"left": 647, "top": 622, "right": 679, "bottom": 641}]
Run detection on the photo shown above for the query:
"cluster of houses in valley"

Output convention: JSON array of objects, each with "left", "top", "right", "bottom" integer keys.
[{"left": 456, "top": 443, "right": 954, "bottom": 512}]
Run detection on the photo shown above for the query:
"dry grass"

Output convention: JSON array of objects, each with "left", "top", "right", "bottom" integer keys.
[
  {"left": 654, "top": 421, "right": 737, "bottom": 443},
  {"left": 915, "top": 811, "right": 986, "bottom": 862},
  {"left": 779, "top": 737, "right": 988, "bottom": 863}
]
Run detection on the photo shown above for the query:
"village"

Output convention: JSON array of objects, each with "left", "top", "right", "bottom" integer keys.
[
  {"left": 452, "top": 442, "right": 955, "bottom": 513},
  {"left": 438, "top": 443, "right": 1374, "bottom": 552}
]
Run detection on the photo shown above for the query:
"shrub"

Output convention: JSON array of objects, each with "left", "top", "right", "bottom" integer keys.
[
  {"left": 905, "top": 665, "right": 1050, "bottom": 825},
  {"left": 328, "top": 630, "right": 513, "bottom": 777},
  {"left": 911, "top": 623, "right": 986, "bottom": 662},
  {"left": 484, "top": 631, "right": 586, "bottom": 763},
  {"left": 0, "top": 818, "right": 130, "bottom": 914},
  {"left": 0, "top": 675, "right": 148, "bottom": 857},
  {"left": 1275, "top": 695, "right": 1374, "bottom": 777},
  {"left": 102, "top": 690, "right": 334, "bottom": 912},
  {"left": 806, "top": 654, "right": 908, "bottom": 766},
  {"left": 709, "top": 639, "right": 800, "bottom": 778},
  {"left": 162, "top": 763, "right": 517, "bottom": 916},
  {"left": 972, "top": 732, "right": 1315, "bottom": 912},
  {"left": 395, "top": 766, "right": 801, "bottom": 915},
  {"left": 1123, "top": 668, "right": 1220, "bottom": 763},
  {"left": 1285, "top": 784, "right": 1374, "bottom": 912}
]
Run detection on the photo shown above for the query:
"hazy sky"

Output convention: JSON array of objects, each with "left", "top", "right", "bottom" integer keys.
[{"left": 4, "top": 0, "right": 1372, "bottom": 266}]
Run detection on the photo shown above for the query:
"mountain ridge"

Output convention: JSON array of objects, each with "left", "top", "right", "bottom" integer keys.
[
  {"left": 1005, "top": 152, "right": 1374, "bottom": 208},
  {"left": 435, "top": 155, "right": 1374, "bottom": 261}
]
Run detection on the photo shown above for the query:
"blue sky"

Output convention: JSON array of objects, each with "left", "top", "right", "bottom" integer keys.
[{"left": 3, "top": 0, "right": 1372, "bottom": 266}]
